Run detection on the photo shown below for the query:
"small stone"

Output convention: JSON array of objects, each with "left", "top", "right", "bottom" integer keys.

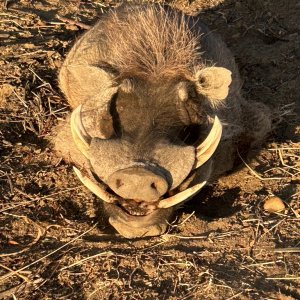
[
  {"left": 263, "top": 196, "right": 285, "bottom": 213},
  {"left": 65, "top": 24, "right": 79, "bottom": 31}
]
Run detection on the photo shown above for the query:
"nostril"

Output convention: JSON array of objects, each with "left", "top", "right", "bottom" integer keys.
[
  {"left": 150, "top": 182, "right": 157, "bottom": 190},
  {"left": 115, "top": 179, "right": 124, "bottom": 189}
]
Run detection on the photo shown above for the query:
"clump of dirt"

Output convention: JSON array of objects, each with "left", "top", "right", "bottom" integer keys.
[{"left": 0, "top": 1, "right": 299, "bottom": 299}]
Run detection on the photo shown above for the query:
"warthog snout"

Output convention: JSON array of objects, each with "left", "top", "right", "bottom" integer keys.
[{"left": 107, "top": 166, "right": 169, "bottom": 201}]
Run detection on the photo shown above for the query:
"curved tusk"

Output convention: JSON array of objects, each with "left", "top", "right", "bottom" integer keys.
[
  {"left": 71, "top": 105, "right": 91, "bottom": 158},
  {"left": 157, "top": 181, "right": 207, "bottom": 208},
  {"left": 194, "top": 115, "right": 222, "bottom": 169},
  {"left": 73, "top": 167, "right": 117, "bottom": 203}
]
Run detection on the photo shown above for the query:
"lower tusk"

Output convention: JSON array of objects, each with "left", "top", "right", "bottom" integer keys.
[
  {"left": 194, "top": 115, "right": 222, "bottom": 169},
  {"left": 157, "top": 181, "right": 207, "bottom": 209},
  {"left": 73, "top": 167, "right": 117, "bottom": 203},
  {"left": 71, "top": 105, "right": 91, "bottom": 158}
]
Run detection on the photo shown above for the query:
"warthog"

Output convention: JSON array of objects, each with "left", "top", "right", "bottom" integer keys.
[{"left": 54, "top": 4, "right": 271, "bottom": 238}]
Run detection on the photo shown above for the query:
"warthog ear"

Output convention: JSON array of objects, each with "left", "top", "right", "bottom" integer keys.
[
  {"left": 62, "top": 62, "right": 122, "bottom": 138},
  {"left": 59, "top": 62, "right": 119, "bottom": 109},
  {"left": 194, "top": 67, "right": 232, "bottom": 102}
]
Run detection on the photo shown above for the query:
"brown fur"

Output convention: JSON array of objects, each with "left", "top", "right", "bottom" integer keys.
[
  {"left": 100, "top": 5, "right": 204, "bottom": 79},
  {"left": 54, "top": 4, "right": 272, "bottom": 238}
]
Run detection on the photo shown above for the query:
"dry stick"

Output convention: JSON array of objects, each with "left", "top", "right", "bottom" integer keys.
[
  {"left": 266, "top": 276, "right": 300, "bottom": 280},
  {"left": 247, "top": 261, "right": 280, "bottom": 267},
  {"left": 225, "top": 292, "right": 244, "bottom": 300},
  {"left": 0, "top": 263, "right": 31, "bottom": 283},
  {"left": 163, "top": 234, "right": 208, "bottom": 240},
  {"left": 88, "top": 281, "right": 112, "bottom": 299},
  {"left": 0, "top": 285, "right": 24, "bottom": 300},
  {"left": 266, "top": 166, "right": 294, "bottom": 177},
  {"left": 60, "top": 251, "right": 114, "bottom": 271},
  {"left": 0, "top": 223, "right": 98, "bottom": 283},
  {"left": 144, "top": 230, "right": 230, "bottom": 250},
  {"left": 278, "top": 148, "right": 300, "bottom": 173},
  {"left": 268, "top": 147, "right": 300, "bottom": 150},
  {"left": 274, "top": 247, "right": 300, "bottom": 253},
  {"left": 0, "top": 214, "right": 43, "bottom": 257},
  {"left": 0, "top": 186, "right": 81, "bottom": 213},
  {"left": 168, "top": 211, "right": 195, "bottom": 228},
  {"left": 289, "top": 206, "right": 300, "bottom": 218},
  {"left": 237, "top": 151, "right": 284, "bottom": 181},
  {"left": 12, "top": 50, "right": 48, "bottom": 58},
  {"left": 177, "top": 211, "right": 195, "bottom": 226},
  {"left": 56, "top": 15, "right": 91, "bottom": 30},
  {"left": 12, "top": 88, "right": 27, "bottom": 108},
  {"left": 259, "top": 219, "right": 285, "bottom": 240},
  {"left": 29, "top": 68, "right": 53, "bottom": 90},
  {"left": 0, "top": 19, "right": 57, "bottom": 29}
]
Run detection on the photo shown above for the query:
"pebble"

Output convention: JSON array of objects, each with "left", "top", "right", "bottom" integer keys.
[{"left": 263, "top": 196, "right": 285, "bottom": 213}]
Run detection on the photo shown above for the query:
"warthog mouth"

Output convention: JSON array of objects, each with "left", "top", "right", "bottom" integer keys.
[
  {"left": 73, "top": 165, "right": 211, "bottom": 217},
  {"left": 73, "top": 161, "right": 212, "bottom": 238}
]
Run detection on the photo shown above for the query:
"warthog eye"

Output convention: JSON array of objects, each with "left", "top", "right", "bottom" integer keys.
[
  {"left": 109, "top": 93, "right": 123, "bottom": 138},
  {"left": 178, "top": 124, "right": 202, "bottom": 146}
]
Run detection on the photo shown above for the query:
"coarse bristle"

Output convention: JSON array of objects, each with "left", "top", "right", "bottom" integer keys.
[{"left": 101, "top": 5, "right": 203, "bottom": 79}]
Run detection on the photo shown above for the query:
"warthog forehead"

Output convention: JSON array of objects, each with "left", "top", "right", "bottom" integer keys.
[{"left": 112, "top": 82, "right": 187, "bottom": 137}]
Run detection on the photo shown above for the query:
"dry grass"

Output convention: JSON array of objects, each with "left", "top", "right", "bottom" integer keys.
[{"left": 0, "top": 0, "right": 299, "bottom": 299}]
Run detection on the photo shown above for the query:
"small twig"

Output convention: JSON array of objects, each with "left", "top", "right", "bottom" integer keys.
[
  {"left": 274, "top": 247, "right": 300, "bottom": 253},
  {"left": 0, "top": 263, "right": 31, "bottom": 283},
  {"left": 3, "top": 0, "right": 8, "bottom": 9},
  {"left": 0, "top": 214, "right": 43, "bottom": 257},
  {"left": 12, "top": 89, "right": 27, "bottom": 108},
  {"left": 0, "top": 223, "right": 98, "bottom": 283},
  {"left": 29, "top": 68, "right": 53, "bottom": 90},
  {"left": 163, "top": 234, "right": 208, "bottom": 240},
  {"left": 265, "top": 166, "right": 294, "bottom": 177},
  {"left": 87, "top": 282, "right": 111, "bottom": 299},
  {"left": 56, "top": 15, "right": 91, "bottom": 30},
  {"left": 5, "top": 173, "right": 14, "bottom": 193},
  {"left": 178, "top": 211, "right": 195, "bottom": 226},
  {"left": 0, "top": 19, "right": 23, "bottom": 28},
  {"left": 278, "top": 148, "right": 300, "bottom": 173},
  {"left": 168, "top": 211, "right": 195, "bottom": 228},
  {"left": 289, "top": 205, "right": 300, "bottom": 219},
  {"left": 259, "top": 219, "right": 285, "bottom": 240},
  {"left": 0, "top": 285, "right": 24, "bottom": 300},
  {"left": 0, "top": 186, "right": 81, "bottom": 213},
  {"left": 60, "top": 251, "right": 114, "bottom": 270},
  {"left": 246, "top": 261, "right": 280, "bottom": 267},
  {"left": 225, "top": 292, "right": 244, "bottom": 300},
  {"left": 266, "top": 276, "right": 300, "bottom": 280},
  {"left": 128, "top": 267, "right": 139, "bottom": 289},
  {"left": 268, "top": 147, "right": 300, "bottom": 151},
  {"left": 11, "top": 50, "right": 47, "bottom": 58},
  {"left": 237, "top": 151, "right": 284, "bottom": 181}
]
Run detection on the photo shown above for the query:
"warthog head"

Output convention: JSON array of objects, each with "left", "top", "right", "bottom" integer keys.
[{"left": 57, "top": 5, "right": 237, "bottom": 238}]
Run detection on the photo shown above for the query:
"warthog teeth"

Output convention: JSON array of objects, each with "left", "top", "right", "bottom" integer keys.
[
  {"left": 157, "top": 181, "right": 207, "bottom": 209},
  {"left": 194, "top": 115, "right": 222, "bottom": 169},
  {"left": 71, "top": 105, "right": 91, "bottom": 158},
  {"left": 73, "top": 166, "right": 117, "bottom": 203}
]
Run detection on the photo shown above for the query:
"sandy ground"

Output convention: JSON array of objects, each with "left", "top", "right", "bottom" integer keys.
[{"left": 0, "top": 0, "right": 299, "bottom": 299}]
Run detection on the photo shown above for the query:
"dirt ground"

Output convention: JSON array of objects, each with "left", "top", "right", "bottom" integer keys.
[{"left": 0, "top": 0, "right": 299, "bottom": 299}]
